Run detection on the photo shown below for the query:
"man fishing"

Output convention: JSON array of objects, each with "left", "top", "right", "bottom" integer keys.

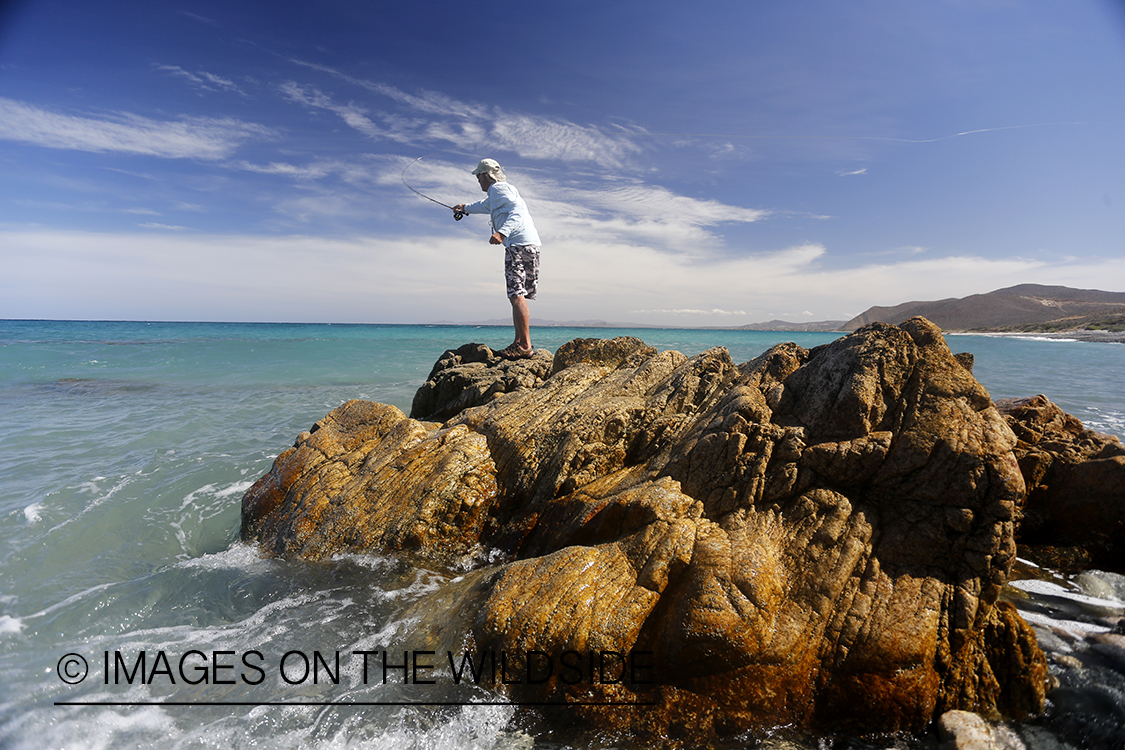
[{"left": 453, "top": 158, "right": 542, "bottom": 359}]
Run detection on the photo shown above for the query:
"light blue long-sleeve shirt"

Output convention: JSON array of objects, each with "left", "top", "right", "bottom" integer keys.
[{"left": 462, "top": 181, "right": 541, "bottom": 248}]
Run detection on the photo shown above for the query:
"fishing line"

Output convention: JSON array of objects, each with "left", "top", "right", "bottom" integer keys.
[
  {"left": 401, "top": 151, "right": 458, "bottom": 212},
  {"left": 401, "top": 149, "right": 487, "bottom": 236}
]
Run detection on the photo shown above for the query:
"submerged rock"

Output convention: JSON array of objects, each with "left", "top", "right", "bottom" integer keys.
[
  {"left": 241, "top": 318, "right": 1048, "bottom": 740},
  {"left": 997, "top": 394, "right": 1125, "bottom": 573}
]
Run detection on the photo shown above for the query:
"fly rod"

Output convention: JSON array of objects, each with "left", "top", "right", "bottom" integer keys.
[{"left": 401, "top": 152, "right": 466, "bottom": 220}]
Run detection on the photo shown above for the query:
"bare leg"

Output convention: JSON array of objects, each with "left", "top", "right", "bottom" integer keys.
[{"left": 510, "top": 295, "right": 531, "bottom": 351}]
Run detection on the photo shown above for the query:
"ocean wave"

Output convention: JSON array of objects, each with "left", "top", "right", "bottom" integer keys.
[
  {"left": 959, "top": 332, "right": 1083, "bottom": 343},
  {"left": 174, "top": 542, "right": 267, "bottom": 571},
  {"left": 1085, "top": 406, "right": 1125, "bottom": 437}
]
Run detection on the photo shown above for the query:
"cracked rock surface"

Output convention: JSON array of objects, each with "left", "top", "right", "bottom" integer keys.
[{"left": 241, "top": 318, "right": 1048, "bottom": 740}]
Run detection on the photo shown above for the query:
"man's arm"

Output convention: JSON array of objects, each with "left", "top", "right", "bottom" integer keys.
[{"left": 456, "top": 196, "right": 490, "bottom": 215}]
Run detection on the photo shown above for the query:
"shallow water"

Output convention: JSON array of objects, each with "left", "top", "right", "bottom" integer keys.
[{"left": 1, "top": 320, "right": 1122, "bottom": 749}]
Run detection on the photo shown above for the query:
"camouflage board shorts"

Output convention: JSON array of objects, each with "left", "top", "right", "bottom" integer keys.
[{"left": 504, "top": 244, "right": 540, "bottom": 299}]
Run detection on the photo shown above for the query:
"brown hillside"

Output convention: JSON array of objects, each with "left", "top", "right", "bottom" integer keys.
[{"left": 844, "top": 284, "right": 1125, "bottom": 331}]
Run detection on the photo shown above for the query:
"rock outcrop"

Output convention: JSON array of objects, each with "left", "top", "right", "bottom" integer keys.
[
  {"left": 241, "top": 318, "right": 1048, "bottom": 741},
  {"left": 997, "top": 394, "right": 1125, "bottom": 573},
  {"left": 410, "top": 343, "right": 554, "bottom": 423}
]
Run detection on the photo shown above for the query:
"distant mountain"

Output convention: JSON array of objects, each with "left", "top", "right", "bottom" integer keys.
[
  {"left": 843, "top": 284, "right": 1125, "bottom": 332},
  {"left": 735, "top": 319, "right": 849, "bottom": 332}
]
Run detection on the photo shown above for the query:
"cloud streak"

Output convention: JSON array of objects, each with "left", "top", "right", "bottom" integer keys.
[
  {"left": 631, "top": 308, "right": 749, "bottom": 316},
  {"left": 0, "top": 97, "right": 272, "bottom": 159},
  {"left": 284, "top": 60, "right": 642, "bottom": 167},
  {"left": 137, "top": 222, "right": 187, "bottom": 231},
  {"left": 156, "top": 65, "right": 246, "bottom": 95},
  {"left": 279, "top": 82, "right": 412, "bottom": 144}
]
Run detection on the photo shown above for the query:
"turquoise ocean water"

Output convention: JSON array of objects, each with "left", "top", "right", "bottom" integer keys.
[{"left": 1, "top": 320, "right": 1123, "bottom": 749}]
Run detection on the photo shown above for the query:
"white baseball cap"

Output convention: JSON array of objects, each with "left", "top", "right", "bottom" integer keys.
[{"left": 471, "top": 158, "right": 506, "bottom": 181}]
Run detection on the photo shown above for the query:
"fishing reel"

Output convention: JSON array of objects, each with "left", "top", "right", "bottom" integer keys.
[{"left": 453, "top": 208, "right": 465, "bottom": 221}]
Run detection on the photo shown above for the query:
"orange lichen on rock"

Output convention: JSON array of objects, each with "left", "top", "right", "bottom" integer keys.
[{"left": 241, "top": 322, "right": 1051, "bottom": 740}]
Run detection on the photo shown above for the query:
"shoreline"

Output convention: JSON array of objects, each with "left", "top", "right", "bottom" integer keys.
[{"left": 948, "top": 329, "right": 1125, "bottom": 344}]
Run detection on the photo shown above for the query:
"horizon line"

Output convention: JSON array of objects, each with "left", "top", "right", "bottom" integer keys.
[{"left": 0, "top": 317, "right": 850, "bottom": 331}]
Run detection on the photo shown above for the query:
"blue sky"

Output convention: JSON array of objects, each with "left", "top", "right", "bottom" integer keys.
[{"left": 1, "top": 0, "right": 1123, "bottom": 325}]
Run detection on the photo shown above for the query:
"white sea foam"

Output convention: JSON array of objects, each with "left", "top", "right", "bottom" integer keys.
[
  {"left": 330, "top": 551, "right": 400, "bottom": 572},
  {"left": 381, "top": 569, "right": 448, "bottom": 601},
  {"left": 5, "top": 704, "right": 176, "bottom": 750},
  {"left": 373, "top": 704, "right": 523, "bottom": 750},
  {"left": 8, "top": 702, "right": 530, "bottom": 750},
  {"left": 962, "top": 332, "right": 1082, "bottom": 343},
  {"left": 1009, "top": 578, "right": 1124, "bottom": 612},
  {"left": 1018, "top": 609, "right": 1112, "bottom": 637},
  {"left": 0, "top": 615, "right": 25, "bottom": 634},
  {"left": 83, "top": 588, "right": 342, "bottom": 658},
  {"left": 23, "top": 502, "right": 42, "bottom": 523},
  {"left": 180, "top": 479, "right": 254, "bottom": 508},
  {"left": 175, "top": 541, "right": 266, "bottom": 570},
  {"left": 1085, "top": 406, "right": 1125, "bottom": 437}
]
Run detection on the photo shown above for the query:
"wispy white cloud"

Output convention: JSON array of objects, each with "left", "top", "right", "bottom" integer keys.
[
  {"left": 482, "top": 113, "right": 640, "bottom": 164},
  {"left": 283, "top": 61, "right": 642, "bottom": 166},
  {"left": 0, "top": 97, "right": 273, "bottom": 159},
  {"left": 177, "top": 11, "right": 220, "bottom": 27},
  {"left": 703, "top": 141, "right": 756, "bottom": 163},
  {"left": 838, "top": 167, "right": 867, "bottom": 176},
  {"left": 860, "top": 245, "right": 928, "bottom": 258},
  {"left": 289, "top": 59, "right": 488, "bottom": 120},
  {"left": 567, "top": 182, "right": 768, "bottom": 227},
  {"left": 279, "top": 82, "right": 412, "bottom": 143},
  {"left": 156, "top": 65, "right": 246, "bottom": 95},
  {"left": 137, "top": 222, "right": 187, "bottom": 231},
  {"left": 530, "top": 186, "right": 764, "bottom": 255},
  {"left": 233, "top": 159, "right": 337, "bottom": 179},
  {"left": 630, "top": 308, "right": 749, "bottom": 316}
]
